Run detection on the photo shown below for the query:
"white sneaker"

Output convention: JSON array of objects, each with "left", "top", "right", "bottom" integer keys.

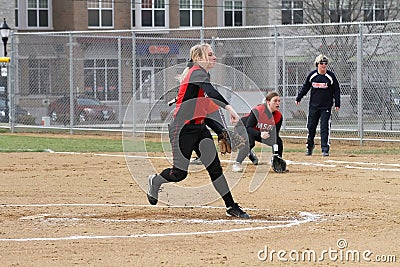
[
  {"left": 190, "top": 157, "right": 202, "bottom": 165},
  {"left": 232, "top": 162, "right": 243, "bottom": 172}
]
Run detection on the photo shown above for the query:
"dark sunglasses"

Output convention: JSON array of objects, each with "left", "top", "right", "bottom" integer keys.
[{"left": 319, "top": 62, "right": 328, "bottom": 65}]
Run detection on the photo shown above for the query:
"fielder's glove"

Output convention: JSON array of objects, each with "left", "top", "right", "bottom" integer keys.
[
  {"left": 218, "top": 130, "right": 232, "bottom": 154},
  {"left": 271, "top": 154, "right": 287, "bottom": 173},
  {"left": 227, "top": 129, "right": 246, "bottom": 152},
  {"left": 218, "top": 129, "right": 246, "bottom": 154}
]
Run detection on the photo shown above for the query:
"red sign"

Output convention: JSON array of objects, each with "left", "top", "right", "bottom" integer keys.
[{"left": 149, "top": 45, "right": 170, "bottom": 54}]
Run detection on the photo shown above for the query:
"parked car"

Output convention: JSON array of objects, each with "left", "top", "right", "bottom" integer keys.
[
  {"left": 0, "top": 97, "right": 34, "bottom": 124},
  {"left": 47, "top": 95, "right": 116, "bottom": 124}
]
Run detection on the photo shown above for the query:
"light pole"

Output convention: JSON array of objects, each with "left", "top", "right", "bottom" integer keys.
[
  {"left": 1, "top": 18, "right": 10, "bottom": 57},
  {"left": 0, "top": 18, "right": 11, "bottom": 124}
]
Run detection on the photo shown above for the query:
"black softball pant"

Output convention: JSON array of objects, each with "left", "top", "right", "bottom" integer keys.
[
  {"left": 306, "top": 106, "right": 332, "bottom": 153},
  {"left": 160, "top": 122, "right": 235, "bottom": 207}
]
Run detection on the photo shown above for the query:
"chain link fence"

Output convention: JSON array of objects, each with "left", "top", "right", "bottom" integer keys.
[{"left": 2, "top": 22, "right": 400, "bottom": 143}]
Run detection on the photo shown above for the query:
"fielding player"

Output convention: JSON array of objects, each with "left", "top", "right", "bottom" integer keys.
[{"left": 232, "top": 91, "right": 284, "bottom": 172}]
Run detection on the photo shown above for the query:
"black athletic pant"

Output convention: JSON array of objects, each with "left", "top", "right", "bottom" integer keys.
[
  {"left": 160, "top": 122, "right": 235, "bottom": 207},
  {"left": 306, "top": 106, "right": 332, "bottom": 153}
]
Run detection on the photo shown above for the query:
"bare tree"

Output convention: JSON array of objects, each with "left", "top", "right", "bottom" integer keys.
[{"left": 302, "top": 0, "right": 400, "bottom": 57}]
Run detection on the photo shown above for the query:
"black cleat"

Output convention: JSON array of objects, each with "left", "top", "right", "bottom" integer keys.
[
  {"left": 305, "top": 145, "right": 315, "bottom": 156},
  {"left": 226, "top": 203, "right": 250, "bottom": 219},
  {"left": 322, "top": 151, "right": 329, "bottom": 157},
  {"left": 147, "top": 174, "right": 162, "bottom": 205},
  {"left": 248, "top": 149, "right": 259, "bottom": 165}
]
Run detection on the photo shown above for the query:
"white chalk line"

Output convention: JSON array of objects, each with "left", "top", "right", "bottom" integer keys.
[
  {"left": 344, "top": 165, "right": 400, "bottom": 172},
  {"left": 0, "top": 203, "right": 321, "bottom": 242},
  {"left": 326, "top": 159, "right": 400, "bottom": 167},
  {"left": 51, "top": 151, "right": 400, "bottom": 171},
  {"left": 325, "top": 160, "right": 400, "bottom": 172}
]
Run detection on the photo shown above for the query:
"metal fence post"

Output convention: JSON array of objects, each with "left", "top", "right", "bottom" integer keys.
[
  {"left": 9, "top": 31, "right": 14, "bottom": 133},
  {"left": 200, "top": 28, "right": 204, "bottom": 43},
  {"left": 357, "top": 23, "right": 364, "bottom": 145},
  {"left": 131, "top": 31, "right": 136, "bottom": 134},
  {"left": 274, "top": 25, "right": 279, "bottom": 92},
  {"left": 281, "top": 38, "right": 287, "bottom": 131},
  {"left": 118, "top": 37, "right": 122, "bottom": 127},
  {"left": 69, "top": 33, "right": 74, "bottom": 134}
]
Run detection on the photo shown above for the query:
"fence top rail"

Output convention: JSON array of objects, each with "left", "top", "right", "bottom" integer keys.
[{"left": 12, "top": 20, "right": 400, "bottom": 37}]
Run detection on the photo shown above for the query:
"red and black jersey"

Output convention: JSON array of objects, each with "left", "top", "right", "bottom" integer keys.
[
  {"left": 241, "top": 104, "right": 283, "bottom": 140},
  {"left": 173, "top": 65, "right": 229, "bottom": 125},
  {"left": 242, "top": 104, "right": 282, "bottom": 129}
]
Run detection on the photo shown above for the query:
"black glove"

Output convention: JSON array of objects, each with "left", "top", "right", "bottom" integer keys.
[{"left": 271, "top": 154, "right": 287, "bottom": 173}]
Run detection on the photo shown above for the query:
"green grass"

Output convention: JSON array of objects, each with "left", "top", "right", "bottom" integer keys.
[
  {"left": 0, "top": 132, "right": 398, "bottom": 155},
  {"left": 0, "top": 134, "right": 168, "bottom": 153}
]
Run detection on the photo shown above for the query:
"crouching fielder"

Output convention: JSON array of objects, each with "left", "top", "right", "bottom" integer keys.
[{"left": 232, "top": 91, "right": 284, "bottom": 173}]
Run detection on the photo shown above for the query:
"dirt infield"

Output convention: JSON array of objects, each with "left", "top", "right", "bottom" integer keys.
[{"left": 0, "top": 137, "right": 399, "bottom": 266}]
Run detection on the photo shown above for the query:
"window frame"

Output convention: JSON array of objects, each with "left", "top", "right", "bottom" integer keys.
[
  {"left": 83, "top": 58, "right": 119, "bottom": 101},
  {"left": 28, "top": 59, "right": 50, "bottom": 95},
  {"left": 27, "top": 0, "right": 50, "bottom": 28},
  {"left": 363, "top": 0, "right": 386, "bottom": 22},
  {"left": 281, "top": 0, "right": 303, "bottom": 25},
  {"left": 87, "top": 0, "right": 114, "bottom": 28},
  {"left": 329, "top": 0, "right": 352, "bottom": 23},
  {"left": 15, "top": 0, "right": 19, "bottom": 27},
  {"left": 131, "top": 0, "right": 136, "bottom": 27},
  {"left": 223, "top": 0, "right": 244, "bottom": 27},
  {"left": 138, "top": 0, "right": 167, "bottom": 28},
  {"left": 179, "top": 0, "right": 203, "bottom": 28}
]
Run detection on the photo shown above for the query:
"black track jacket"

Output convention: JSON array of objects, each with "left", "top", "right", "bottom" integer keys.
[{"left": 296, "top": 69, "right": 341, "bottom": 109}]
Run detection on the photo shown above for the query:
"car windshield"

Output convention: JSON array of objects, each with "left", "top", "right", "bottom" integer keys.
[{"left": 77, "top": 98, "right": 101, "bottom": 106}]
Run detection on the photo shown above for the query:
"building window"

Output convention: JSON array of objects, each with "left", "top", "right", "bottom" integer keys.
[
  {"left": 29, "top": 59, "right": 50, "bottom": 95},
  {"left": 141, "top": 0, "right": 166, "bottom": 27},
  {"left": 88, "top": 0, "right": 113, "bottom": 28},
  {"left": 84, "top": 59, "right": 119, "bottom": 101},
  {"left": 281, "top": 0, "right": 303, "bottom": 25},
  {"left": 15, "top": 0, "right": 18, "bottom": 27},
  {"left": 135, "top": 58, "right": 166, "bottom": 102},
  {"left": 225, "top": 57, "right": 245, "bottom": 89},
  {"left": 224, "top": 1, "right": 243, "bottom": 26},
  {"left": 282, "top": 63, "right": 308, "bottom": 97},
  {"left": 329, "top": 0, "right": 352, "bottom": 22},
  {"left": 131, "top": 0, "right": 136, "bottom": 27},
  {"left": 364, "top": 0, "right": 385, "bottom": 21},
  {"left": 180, "top": 0, "right": 203, "bottom": 27},
  {"left": 27, "top": 0, "right": 49, "bottom": 27}
]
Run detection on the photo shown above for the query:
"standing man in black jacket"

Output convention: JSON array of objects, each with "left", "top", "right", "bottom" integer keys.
[{"left": 295, "top": 54, "right": 341, "bottom": 157}]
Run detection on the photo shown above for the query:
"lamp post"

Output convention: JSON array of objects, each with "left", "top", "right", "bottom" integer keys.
[
  {"left": 0, "top": 18, "right": 11, "bottom": 124},
  {"left": 1, "top": 18, "right": 10, "bottom": 57}
]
